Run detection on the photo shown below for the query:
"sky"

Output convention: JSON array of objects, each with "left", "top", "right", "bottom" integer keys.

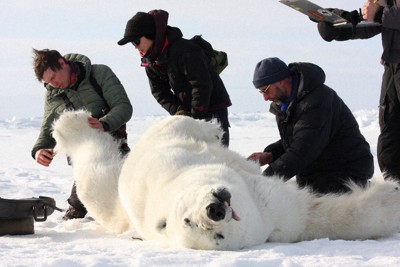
[
  {"left": 2, "top": 110, "right": 400, "bottom": 267},
  {"left": 0, "top": 0, "right": 383, "bottom": 119}
]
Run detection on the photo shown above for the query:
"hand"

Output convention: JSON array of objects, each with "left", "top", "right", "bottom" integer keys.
[
  {"left": 247, "top": 152, "right": 273, "bottom": 166},
  {"left": 362, "top": 0, "right": 380, "bottom": 21},
  {"left": 35, "top": 149, "right": 54, "bottom": 167},
  {"left": 88, "top": 117, "right": 104, "bottom": 132}
]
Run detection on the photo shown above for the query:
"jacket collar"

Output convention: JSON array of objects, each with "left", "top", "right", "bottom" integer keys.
[{"left": 141, "top": 26, "right": 183, "bottom": 67}]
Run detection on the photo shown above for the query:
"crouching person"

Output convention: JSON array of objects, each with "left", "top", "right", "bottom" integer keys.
[
  {"left": 248, "top": 57, "right": 374, "bottom": 194},
  {"left": 31, "top": 49, "right": 132, "bottom": 220}
]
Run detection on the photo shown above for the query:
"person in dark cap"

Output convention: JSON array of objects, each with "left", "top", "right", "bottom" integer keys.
[
  {"left": 117, "top": 10, "right": 232, "bottom": 146},
  {"left": 247, "top": 57, "right": 374, "bottom": 194}
]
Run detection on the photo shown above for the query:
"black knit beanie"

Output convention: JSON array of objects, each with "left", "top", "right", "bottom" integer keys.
[{"left": 252, "top": 57, "right": 291, "bottom": 88}]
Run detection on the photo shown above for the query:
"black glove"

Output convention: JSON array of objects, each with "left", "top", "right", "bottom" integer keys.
[
  {"left": 317, "top": 8, "right": 361, "bottom": 41},
  {"left": 317, "top": 21, "right": 339, "bottom": 42},
  {"left": 339, "top": 9, "right": 362, "bottom": 26}
]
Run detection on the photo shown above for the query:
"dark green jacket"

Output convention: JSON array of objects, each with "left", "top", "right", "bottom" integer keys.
[{"left": 31, "top": 53, "right": 132, "bottom": 158}]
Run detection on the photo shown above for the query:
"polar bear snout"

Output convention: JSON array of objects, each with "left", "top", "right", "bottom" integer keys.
[
  {"left": 206, "top": 188, "right": 232, "bottom": 222},
  {"left": 206, "top": 203, "right": 226, "bottom": 221}
]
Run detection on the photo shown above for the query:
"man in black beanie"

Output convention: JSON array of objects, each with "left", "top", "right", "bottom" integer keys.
[
  {"left": 117, "top": 10, "right": 232, "bottom": 146},
  {"left": 248, "top": 57, "right": 374, "bottom": 194}
]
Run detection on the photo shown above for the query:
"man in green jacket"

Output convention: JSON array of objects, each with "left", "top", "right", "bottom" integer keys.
[{"left": 31, "top": 49, "right": 133, "bottom": 220}]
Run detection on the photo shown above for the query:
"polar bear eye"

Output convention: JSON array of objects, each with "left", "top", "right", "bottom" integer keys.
[
  {"left": 214, "top": 233, "right": 224, "bottom": 240},
  {"left": 157, "top": 219, "right": 167, "bottom": 231},
  {"left": 184, "top": 218, "right": 191, "bottom": 226}
]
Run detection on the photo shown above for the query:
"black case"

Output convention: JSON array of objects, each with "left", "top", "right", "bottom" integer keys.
[{"left": 0, "top": 196, "right": 60, "bottom": 235}]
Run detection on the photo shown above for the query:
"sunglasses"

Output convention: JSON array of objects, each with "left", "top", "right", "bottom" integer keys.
[
  {"left": 258, "top": 84, "right": 271, "bottom": 94},
  {"left": 131, "top": 37, "right": 141, "bottom": 46}
]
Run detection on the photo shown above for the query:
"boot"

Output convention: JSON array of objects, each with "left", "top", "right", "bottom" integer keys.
[{"left": 62, "top": 205, "right": 87, "bottom": 220}]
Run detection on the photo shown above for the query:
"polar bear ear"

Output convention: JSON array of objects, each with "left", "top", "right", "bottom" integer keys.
[
  {"left": 158, "top": 116, "right": 223, "bottom": 144},
  {"left": 191, "top": 118, "right": 224, "bottom": 144},
  {"left": 209, "top": 119, "right": 226, "bottom": 143}
]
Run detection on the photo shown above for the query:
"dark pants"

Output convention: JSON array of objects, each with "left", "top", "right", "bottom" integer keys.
[
  {"left": 211, "top": 108, "right": 230, "bottom": 147},
  {"left": 378, "top": 63, "right": 400, "bottom": 181},
  {"left": 67, "top": 183, "right": 86, "bottom": 212},
  {"left": 67, "top": 142, "right": 130, "bottom": 212},
  {"left": 296, "top": 173, "right": 368, "bottom": 195},
  {"left": 263, "top": 167, "right": 368, "bottom": 195}
]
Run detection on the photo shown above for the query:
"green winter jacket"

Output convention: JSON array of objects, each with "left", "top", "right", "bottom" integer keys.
[{"left": 31, "top": 53, "right": 132, "bottom": 159}]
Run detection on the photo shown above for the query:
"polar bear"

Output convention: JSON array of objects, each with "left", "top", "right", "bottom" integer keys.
[{"left": 52, "top": 110, "right": 400, "bottom": 250}]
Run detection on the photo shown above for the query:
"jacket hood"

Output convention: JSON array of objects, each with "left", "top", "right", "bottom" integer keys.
[
  {"left": 288, "top": 62, "right": 326, "bottom": 99},
  {"left": 144, "top": 9, "right": 169, "bottom": 62},
  {"left": 269, "top": 62, "right": 326, "bottom": 116},
  {"left": 64, "top": 53, "right": 92, "bottom": 72},
  {"left": 166, "top": 26, "right": 183, "bottom": 44},
  {"left": 142, "top": 26, "right": 183, "bottom": 66}
]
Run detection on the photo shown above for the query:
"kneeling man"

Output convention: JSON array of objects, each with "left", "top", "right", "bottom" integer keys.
[{"left": 248, "top": 57, "right": 374, "bottom": 194}]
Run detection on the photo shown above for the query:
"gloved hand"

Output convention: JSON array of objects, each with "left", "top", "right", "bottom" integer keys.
[
  {"left": 343, "top": 10, "right": 361, "bottom": 25},
  {"left": 317, "top": 21, "right": 339, "bottom": 42},
  {"left": 175, "top": 105, "right": 191, "bottom": 116}
]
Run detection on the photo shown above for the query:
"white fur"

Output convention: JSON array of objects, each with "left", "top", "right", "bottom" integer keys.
[
  {"left": 53, "top": 110, "right": 400, "bottom": 250},
  {"left": 52, "top": 110, "right": 131, "bottom": 233}
]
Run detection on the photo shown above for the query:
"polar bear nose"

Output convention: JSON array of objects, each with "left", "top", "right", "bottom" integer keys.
[{"left": 206, "top": 203, "right": 226, "bottom": 221}]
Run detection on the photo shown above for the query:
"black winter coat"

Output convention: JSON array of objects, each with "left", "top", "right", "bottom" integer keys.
[
  {"left": 264, "top": 63, "right": 374, "bottom": 188},
  {"left": 145, "top": 27, "right": 231, "bottom": 119}
]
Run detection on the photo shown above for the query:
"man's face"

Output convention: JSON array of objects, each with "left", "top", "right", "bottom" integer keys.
[
  {"left": 258, "top": 81, "right": 288, "bottom": 105},
  {"left": 41, "top": 59, "right": 70, "bottom": 89}
]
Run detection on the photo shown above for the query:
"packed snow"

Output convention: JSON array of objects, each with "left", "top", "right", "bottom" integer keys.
[{"left": 1, "top": 110, "right": 400, "bottom": 267}]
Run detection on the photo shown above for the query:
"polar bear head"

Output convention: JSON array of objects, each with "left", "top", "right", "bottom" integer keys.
[{"left": 161, "top": 166, "right": 268, "bottom": 250}]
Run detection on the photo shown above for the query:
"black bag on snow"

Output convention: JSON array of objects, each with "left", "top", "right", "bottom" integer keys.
[{"left": 0, "top": 196, "right": 61, "bottom": 235}]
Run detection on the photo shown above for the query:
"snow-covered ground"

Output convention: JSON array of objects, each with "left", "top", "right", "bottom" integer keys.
[{"left": 2, "top": 110, "right": 400, "bottom": 267}]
